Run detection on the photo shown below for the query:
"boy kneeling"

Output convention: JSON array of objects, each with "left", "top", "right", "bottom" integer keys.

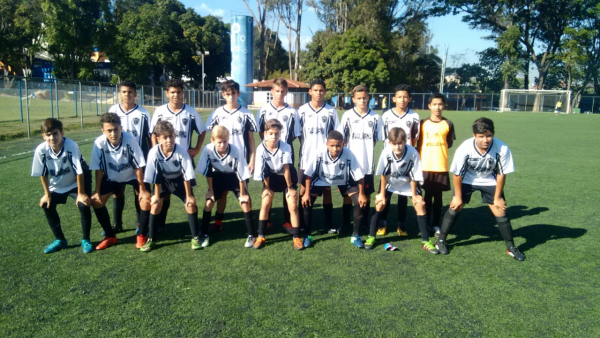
[{"left": 139, "top": 121, "right": 202, "bottom": 251}]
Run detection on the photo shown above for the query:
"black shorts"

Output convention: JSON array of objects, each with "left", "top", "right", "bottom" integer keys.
[
  {"left": 298, "top": 169, "right": 307, "bottom": 187},
  {"left": 264, "top": 167, "right": 298, "bottom": 193},
  {"left": 456, "top": 184, "right": 504, "bottom": 205},
  {"left": 159, "top": 176, "right": 196, "bottom": 202},
  {"left": 422, "top": 171, "right": 451, "bottom": 191},
  {"left": 363, "top": 174, "right": 375, "bottom": 195},
  {"left": 211, "top": 172, "right": 248, "bottom": 199},
  {"left": 311, "top": 184, "right": 359, "bottom": 197},
  {"left": 48, "top": 186, "right": 88, "bottom": 208},
  {"left": 99, "top": 176, "right": 142, "bottom": 196}
]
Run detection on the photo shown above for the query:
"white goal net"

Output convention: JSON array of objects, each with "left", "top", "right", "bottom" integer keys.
[{"left": 499, "top": 89, "right": 572, "bottom": 114}]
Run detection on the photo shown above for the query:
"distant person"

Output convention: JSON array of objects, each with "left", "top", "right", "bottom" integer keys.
[{"left": 554, "top": 100, "right": 562, "bottom": 116}]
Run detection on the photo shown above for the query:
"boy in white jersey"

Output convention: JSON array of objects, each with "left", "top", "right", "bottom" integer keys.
[
  {"left": 196, "top": 126, "right": 256, "bottom": 248},
  {"left": 338, "top": 85, "right": 384, "bottom": 233},
  {"left": 32, "top": 118, "right": 93, "bottom": 254},
  {"left": 90, "top": 113, "right": 151, "bottom": 250},
  {"left": 253, "top": 119, "right": 303, "bottom": 250},
  {"left": 297, "top": 79, "right": 339, "bottom": 236},
  {"left": 366, "top": 128, "right": 439, "bottom": 253},
  {"left": 302, "top": 131, "right": 368, "bottom": 248},
  {"left": 139, "top": 121, "right": 201, "bottom": 252},
  {"left": 106, "top": 80, "right": 152, "bottom": 235},
  {"left": 205, "top": 80, "right": 257, "bottom": 232},
  {"left": 150, "top": 79, "right": 206, "bottom": 233},
  {"left": 378, "top": 84, "right": 420, "bottom": 236},
  {"left": 435, "top": 118, "right": 524, "bottom": 261},
  {"left": 256, "top": 78, "right": 301, "bottom": 231}
]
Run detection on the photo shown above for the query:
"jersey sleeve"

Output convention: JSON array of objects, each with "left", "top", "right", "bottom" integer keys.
[
  {"left": 192, "top": 111, "right": 207, "bottom": 135},
  {"left": 31, "top": 144, "right": 47, "bottom": 177},
  {"left": 497, "top": 143, "right": 515, "bottom": 175},
  {"left": 180, "top": 150, "right": 196, "bottom": 181},
  {"left": 256, "top": 108, "right": 266, "bottom": 133},
  {"left": 234, "top": 148, "right": 251, "bottom": 181},
  {"left": 245, "top": 112, "right": 258, "bottom": 133},
  {"left": 129, "top": 136, "right": 146, "bottom": 169},
  {"left": 332, "top": 108, "right": 340, "bottom": 130},
  {"left": 408, "top": 148, "right": 424, "bottom": 184},
  {"left": 303, "top": 152, "right": 318, "bottom": 178},
  {"left": 205, "top": 110, "right": 217, "bottom": 130},
  {"left": 253, "top": 144, "right": 266, "bottom": 181},
  {"left": 374, "top": 149, "right": 387, "bottom": 176},
  {"left": 348, "top": 150, "right": 365, "bottom": 182},
  {"left": 149, "top": 111, "right": 160, "bottom": 135},
  {"left": 410, "top": 116, "right": 420, "bottom": 144},
  {"left": 446, "top": 119, "right": 456, "bottom": 148},
  {"left": 143, "top": 148, "right": 159, "bottom": 184},
  {"left": 196, "top": 146, "right": 212, "bottom": 176},
  {"left": 375, "top": 114, "right": 384, "bottom": 142},
  {"left": 416, "top": 120, "right": 425, "bottom": 153},
  {"left": 68, "top": 141, "right": 85, "bottom": 175},
  {"left": 450, "top": 142, "right": 469, "bottom": 177},
  {"left": 89, "top": 138, "right": 104, "bottom": 171},
  {"left": 282, "top": 146, "right": 293, "bottom": 165},
  {"left": 337, "top": 113, "right": 350, "bottom": 142},
  {"left": 292, "top": 110, "right": 301, "bottom": 137}
]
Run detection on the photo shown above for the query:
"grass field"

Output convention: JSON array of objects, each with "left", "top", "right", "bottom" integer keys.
[{"left": 1, "top": 111, "right": 599, "bottom": 337}]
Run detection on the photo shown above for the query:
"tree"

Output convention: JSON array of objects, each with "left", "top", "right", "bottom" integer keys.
[
  {"left": 275, "top": 0, "right": 304, "bottom": 80},
  {"left": 243, "top": 0, "right": 274, "bottom": 81},
  {"left": 254, "top": 25, "right": 288, "bottom": 79}
]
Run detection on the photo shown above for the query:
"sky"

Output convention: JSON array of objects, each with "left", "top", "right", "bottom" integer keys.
[{"left": 182, "top": 0, "right": 497, "bottom": 66}]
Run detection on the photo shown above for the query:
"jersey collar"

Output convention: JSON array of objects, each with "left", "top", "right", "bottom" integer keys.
[
  {"left": 213, "top": 144, "right": 230, "bottom": 160},
  {"left": 392, "top": 146, "right": 407, "bottom": 161},
  {"left": 49, "top": 138, "right": 66, "bottom": 158},
  {"left": 327, "top": 148, "right": 343, "bottom": 163},
  {"left": 270, "top": 102, "right": 289, "bottom": 112},
  {"left": 223, "top": 105, "right": 241, "bottom": 115},
  {"left": 262, "top": 140, "right": 280, "bottom": 156},
  {"left": 107, "top": 135, "right": 123, "bottom": 151},
  {"left": 158, "top": 143, "right": 177, "bottom": 161},
  {"left": 472, "top": 138, "right": 493, "bottom": 157},
  {"left": 308, "top": 102, "right": 325, "bottom": 114},
  {"left": 391, "top": 107, "right": 409, "bottom": 119},
  {"left": 119, "top": 104, "right": 139, "bottom": 115},
  {"left": 353, "top": 108, "right": 371, "bottom": 118},
  {"left": 167, "top": 104, "right": 186, "bottom": 115}
]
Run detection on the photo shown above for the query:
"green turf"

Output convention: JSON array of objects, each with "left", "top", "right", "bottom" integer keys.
[{"left": 1, "top": 111, "right": 599, "bottom": 337}]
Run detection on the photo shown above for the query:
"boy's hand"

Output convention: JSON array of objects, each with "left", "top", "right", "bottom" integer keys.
[
  {"left": 76, "top": 193, "right": 91, "bottom": 207},
  {"left": 261, "top": 188, "right": 274, "bottom": 199},
  {"left": 188, "top": 148, "right": 200, "bottom": 158},
  {"left": 450, "top": 196, "right": 464, "bottom": 211},
  {"left": 138, "top": 189, "right": 151, "bottom": 204},
  {"left": 40, "top": 194, "right": 51, "bottom": 208},
  {"left": 412, "top": 194, "right": 425, "bottom": 206},
  {"left": 151, "top": 194, "right": 161, "bottom": 205},
  {"left": 248, "top": 162, "right": 255, "bottom": 174},
  {"left": 238, "top": 194, "right": 250, "bottom": 204},
  {"left": 186, "top": 195, "right": 197, "bottom": 208},
  {"left": 375, "top": 193, "right": 386, "bottom": 207},
  {"left": 301, "top": 194, "right": 311, "bottom": 207},
  {"left": 493, "top": 197, "right": 507, "bottom": 212},
  {"left": 286, "top": 187, "right": 297, "bottom": 200},
  {"left": 91, "top": 192, "right": 102, "bottom": 205},
  {"left": 205, "top": 191, "right": 215, "bottom": 201},
  {"left": 358, "top": 193, "right": 368, "bottom": 208}
]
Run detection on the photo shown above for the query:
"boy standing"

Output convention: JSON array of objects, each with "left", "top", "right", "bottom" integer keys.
[
  {"left": 378, "top": 84, "right": 421, "bottom": 236},
  {"left": 302, "top": 131, "right": 368, "bottom": 248},
  {"left": 297, "top": 79, "right": 339, "bottom": 243},
  {"left": 417, "top": 93, "right": 456, "bottom": 236},
  {"left": 205, "top": 80, "right": 257, "bottom": 232},
  {"left": 255, "top": 78, "right": 301, "bottom": 230},
  {"left": 107, "top": 80, "right": 152, "bottom": 234},
  {"left": 366, "top": 128, "right": 439, "bottom": 253},
  {"left": 140, "top": 121, "right": 202, "bottom": 252},
  {"left": 90, "top": 113, "right": 151, "bottom": 250},
  {"left": 435, "top": 118, "right": 524, "bottom": 261},
  {"left": 253, "top": 119, "right": 303, "bottom": 250},
  {"left": 32, "top": 118, "right": 94, "bottom": 253},
  {"left": 196, "top": 126, "right": 256, "bottom": 247},
  {"left": 337, "top": 85, "right": 384, "bottom": 233}
]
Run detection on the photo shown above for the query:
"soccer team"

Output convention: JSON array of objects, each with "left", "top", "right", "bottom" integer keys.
[{"left": 32, "top": 78, "right": 525, "bottom": 261}]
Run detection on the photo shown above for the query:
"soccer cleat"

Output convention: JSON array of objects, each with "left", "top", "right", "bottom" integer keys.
[
  {"left": 136, "top": 235, "right": 147, "bottom": 249},
  {"left": 303, "top": 235, "right": 313, "bottom": 248},
  {"left": 200, "top": 234, "right": 210, "bottom": 248},
  {"left": 376, "top": 227, "right": 387, "bottom": 236},
  {"left": 327, "top": 228, "right": 338, "bottom": 234},
  {"left": 191, "top": 236, "right": 202, "bottom": 250},
  {"left": 81, "top": 239, "right": 94, "bottom": 253},
  {"left": 396, "top": 227, "right": 408, "bottom": 236},
  {"left": 95, "top": 236, "right": 117, "bottom": 250},
  {"left": 44, "top": 239, "right": 68, "bottom": 254},
  {"left": 244, "top": 235, "right": 255, "bottom": 248},
  {"left": 435, "top": 240, "right": 449, "bottom": 255},
  {"left": 351, "top": 236, "right": 364, "bottom": 248},
  {"left": 433, "top": 226, "right": 441, "bottom": 238},
  {"left": 210, "top": 220, "right": 223, "bottom": 233},
  {"left": 293, "top": 237, "right": 304, "bottom": 250},
  {"left": 140, "top": 238, "right": 154, "bottom": 252},
  {"left": 282, "top": 222, "right": 293, "bottom": 234},
  {"left": 507, "top": 246, "right": 525, "bottom": 261},
  {"left": 422, "top": 240, "right": 440, "bottom": 254},
  {"left": 364, "top": 236, "right": 376, "bottom": 250},
  {"left": 253, "top": 237, "right": 266, "bottom": 249}
]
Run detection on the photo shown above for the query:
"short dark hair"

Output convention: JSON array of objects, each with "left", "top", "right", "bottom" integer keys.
[
  {"left": 41, "top": 118, "right": 63, "bottom": 133},
  {"left": 472, "top": 117, "right": 495, "bottom": 134},
  {"left": 394, "top": 84, "right": 412, "bottom": 97},
  {"left": 154, "top": 121, "right": 175, "bottom": 137},
  {"left": 264, "top": 119, "right": 283, "bottom": 132},
  {"left": 222, "top": 80, "right": 240, "bottom": 93},
  {"left": 352, "top": 85, "right": 368, "bottom": 97},
  {"left": 309, "top": 79, "right": 326, "bottom": 90},
  {"left": 165, "top": 79, "right": 184, "bottom": 91},
  {"left": 388, "top": 127, "right": 407, "bottom": 144},
  {"left": 272, "top": 78, "right": 288, "bottom": 90},
  {"left": 327, "top": 130, "right": 344, "bottom": 142},
  {"left": 100, "top": 112, "right": 121, "bottom": 125},
  {"left": 428, "top": 93, "right": 446, "bottom": 104},
  {"left": 119, "top": 80, "right": 137, "bottom": 91}
]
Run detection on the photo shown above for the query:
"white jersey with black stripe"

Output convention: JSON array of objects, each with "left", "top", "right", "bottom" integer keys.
[
  {"left": 297, "top": 102, "right": 339, "bottom": 170},
  {"left": 337, "top": 108, "right": 384, "bottom": 175},
  {"left": 450, "top": 137, "right": 515, "bottom": 186},
  {"left": 144, "top": 144, "right": 195, "bottom": 184},
  {"left": 90, "top": 132, "right": 146, "bottom": 183},
  {"left": 256, "top": 103, "right": 301, "bottom": 146},
  {"left": 381, "top": 108, "right": 420, "bottom": 146},
  {"left": 375, "top": 145, "right": 423, "bottom": 196},
  {"left": 31, "top": 138, "right": 88, "bottom": 194},
  {"left": 253, "top": 140, "right": 293, "bottom": 181},
  {"left": 304, "top": 147, "right": 364, "bottom": 187},
  {"left": 150, "top": 104, "right": 206, "bottom": 151},
  {"left": 108, "top": 104, "right": 151, "bottom": 149},
  {"left": 196, "top": 143, "right": 251, "bottom": 182},
  {"left": 205, "top": 105, "right": 257, "bottom": 160}
]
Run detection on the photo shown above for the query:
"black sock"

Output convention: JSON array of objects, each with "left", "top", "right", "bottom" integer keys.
[
  {"left": 350, "top": 194, "right": 362, "bottom": 237},
  {"left": 283, "top": 195, "right": 290, "bottom": 223},
  {"left": 302, "top": 199, "right": 315, "bottom": 235},
  {"left": 77, "top": 202, "right": 91, "bottom": 241},
  {"left": 292, "top": 226, "right": 300, "bottom": 238},
  {"left": 361, "top": 200, "right": 370, "bottom": 228},
  {"left": 158, "top": 200, "right": 171, "bottom": 228},
  {"left": 417, "top": 215, "right": 430, "bottom": 242},
  {"left": 496, "top": 216, "right": 515, "bottom": 248},
  {"left": 215, "top": 211, "right": 225, "bottom": 222},
  {"left": 258, "top": 220, "right": 268, "bottom": 237},
  {"left": 343, "top": 203, "right": 352, "bottom": 226},
  {"left": 134, "top": 195, "right": 141, "bottom": 225},
  {"left": 432, "top": 190, "right": 443, "bottom": 226},
  {"left": 43, "top": 204, "right": 65, "bottom": 240},
  {"left": 323, "top": 203, "right": 333, "bottom": 229},
  {"left": 148, "top": 213, "right": 158, "bottom": 239},
  {"left": 439, "top": 208, "right": 458, "bottom": 241},
  {"left": 244, "top": 211, "right": 255, "bottom": 237},
  {"left": 94, "top": 206, "right": 114, "bottom": 237},
  {"left": 369, "top": 211, "right": 381, "bottom": 237},
  {"left": 188, "top": 211, "right": 199, "bottom": 238},
  {"left": 112, "top": 195, "right": 125, "bottom": 227},
  {"left": 138, "top": 209, "right": 150, "bottom": 236},
  {"left": 202, "top": 210, "right": 211, "bottom": 235},
  {"left": 397, "top": 195, "right": 407, "bottom": 223},
  {"left": 380, "top": 198, "right": 390, "bottom": 221},
  {"left": 298, "top": 201, "right": 305, "bottom": 230}
]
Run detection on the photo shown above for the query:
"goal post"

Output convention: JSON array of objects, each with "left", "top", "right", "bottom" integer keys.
[{"left": 499, "top": 89, "right": 572, "bottom": 114}]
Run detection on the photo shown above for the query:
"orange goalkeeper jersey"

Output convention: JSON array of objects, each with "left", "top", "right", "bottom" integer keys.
[{"left": 417, "top": 117, "right": 456, "bottom": 172}]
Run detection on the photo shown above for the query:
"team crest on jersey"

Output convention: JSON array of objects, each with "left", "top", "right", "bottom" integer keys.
[
  {"left": 489, "top": 159, "right": 495, "bottom": 165},
  {"left": 339, "top": 162, "right": 346, "bottom": 170},
  {"left": 62, "top": 157, "right": 68, "bottom": 163},
  {"left": 182, "top": 118, "right": 189, "bottom": 126},
  {"left": 406, "top": 121, "right": 412, "bottom": 128},
  {"left": 368, "top": 121, "right": 373, "bottom": 128},
  {"left": 400, "top": 162, "right": 407, "bottom": 168},
  {"left": 321, "top": 116, "right": 327, "bottom": 123},
  {"left": 133, "top": 117, "right": 140, "bottom": 125},
  {"left": 131, "top": 130, "right": 138, "bottom": 137},
  {"left": 282, "top": 115, "right": 289, "bottom": 122},
  {"left": 174, "top": 160, "right": 180, "bottom": 167},
  {"left": 237, "top": 116, "right": 243, "bottom": 123}
]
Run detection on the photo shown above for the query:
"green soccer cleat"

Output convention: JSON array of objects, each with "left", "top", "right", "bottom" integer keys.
[
  {"left": 81, "top": 239, "right": 94, "bottom": 253},
  {"left": 191, "top": 236, "right": 202, "bottom": 250},
  {"left": 364, "top": 235, "right": 376, "bottom": 250},
  {"left": 44, "top": 239, "right": 67, "bottom": 254},
  {"left": 422, "top": 240, "right": 440, "bottom": 254},
  {"left": 140, "top": 238, "right": 154, "bottom": 252}
]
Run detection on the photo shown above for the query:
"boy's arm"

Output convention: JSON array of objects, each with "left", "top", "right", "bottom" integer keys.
[
  {"left": 302, "top": 176, "right": 313, "bottom": 207},
  {"left": 151, "top": 134, "right": 158, "bottom": 147},
  {"left": 492, "top": 174, "right": 507, "bottom": 212},
  {"left": 189, "top": 131, "right": 206, "bottom": 158},
  {"left": 410, "top": 180, "right": 424, "bottom": 206},
  {"left": 375, "top": 175, "right": 388, "bottom": 207},
  {"left": 261, "top": 177, "right": 273, "bottom": 199},
  {"left": 247, "top": 130, "right": 256, "bottom": 174},
  {"left": 183, "top": 180, "right": 196, "bottom": 208},
  {"left": 136, "top": 168, "right": 151, "bottom": 202},
  {"left": 92, "top": 170, "right": 104, "bottom": 203},
  {"left": 152, "top": 183, "right": 161, "bottom": 205},
  {"left": 205, "top": 177, "right": 215, "bottom": 201},
  {"left": 282, "top": 164, "right": 297, "bottom": 198},
  {"left": 75, "top": 174, "right": 91, "bottom": 206},
  {"left": 238, "top": 180, "right": 249, "bottom": 204},
  {"left": 39, "top": 176, "right": 51, "bottom": 208},
  {"left": 449, "top": 174, "right": 464, "bottom": 211},
  {"left": 357, "top": 178, "right": 368, "bottom": 208}
]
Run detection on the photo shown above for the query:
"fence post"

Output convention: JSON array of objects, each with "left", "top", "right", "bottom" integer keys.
[
  {"left": 19, "top": 81, "right": 23, "bottom": 122},
  {"left": 25, "top": 78, "right": 31, "bottom": 138},
  {"left": 50, "top": 81, "right": 54, "bottom": 118},
  {"left": 74, "top": 84, "right": 78, "bottom": 117},
  {"left": 79, "top": 82, "right": 83, "bottom": 117},
  {"left": 55, "top": 79, "right": 60, "bottom": 119},
  {"left": 140, "top": 86, "right": 144, "bottom": 106},
  {"left": 152, "top": 87, "right": 154, "bottom": 107},
  {"left": 99, "top": 83, "right": 102, "bottom": 114}
]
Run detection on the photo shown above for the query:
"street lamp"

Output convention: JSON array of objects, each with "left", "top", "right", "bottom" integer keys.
[{"left": 196, "top": 51, "right": 210, "bottom": 91}]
